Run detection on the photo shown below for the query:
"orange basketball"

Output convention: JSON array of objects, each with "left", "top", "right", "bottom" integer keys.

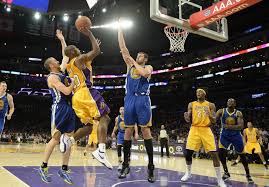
[{"left": 75, "top": 16, "right": 92, "bottom": 31}]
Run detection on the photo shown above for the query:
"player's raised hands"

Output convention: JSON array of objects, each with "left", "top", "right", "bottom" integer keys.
[
  {"left": 96, "top": 39, "right": 101, "bottom": 47},
  {"left": 80, "top": 27, "right": 92, "bottom": 37},
  {"left": 56, "top": 29, "right": 65, "bottom": 41}
]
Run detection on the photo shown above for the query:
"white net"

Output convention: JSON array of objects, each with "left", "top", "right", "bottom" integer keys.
[{"left": 164, "top": 26, "right": 189, "bottom": 52}]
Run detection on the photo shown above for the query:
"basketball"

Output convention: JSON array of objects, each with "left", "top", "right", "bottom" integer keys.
[{"left": 75, "top": 16, "right": 92, "bottom": 31}]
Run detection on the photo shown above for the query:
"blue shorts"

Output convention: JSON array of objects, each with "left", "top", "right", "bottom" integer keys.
[
  {"left": 124, "top": 95, "right": 152, "bottom": 127},
  {"left": 0, "top": 117, "right": 5, "bottom": 134},
  {"left": 117, "top": 132, "right": 124, "bottom": 145},
  {"left": 51, "top": 103, "right": 75, "bottom": 134},
  {"left": 219, "top": 132, "right": 244, "bottom": 153}
]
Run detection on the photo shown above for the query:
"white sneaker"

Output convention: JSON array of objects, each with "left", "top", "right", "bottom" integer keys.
[
  {"left": 218, "top": 179, "right": 227, "bottom": 187},
  {"left": 59, "top": 134, "right": 73, "bottom": 153},
  {"left": 91, "top": 149, "right": 113, "bottom": 170},
  {"left": 181, "top": 173, "right": 191, "bottom": 182}
]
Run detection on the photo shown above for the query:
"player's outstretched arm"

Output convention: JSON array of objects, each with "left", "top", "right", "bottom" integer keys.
[
  {"left": 184, "top": 103, "right": 192, "bottom": 123},
  {"left": 118, "top": 26, "right": 132, "bottom": 68},
  {"left": 76, "top": 28, "right": 101, "bottom": 66},
  {"left": 111, "top": 117, "right": 119, "bottom": 138},
  {"left": 48, "top": 75, "right": 75, "bottom": 96},
  {"left": 56, "top": 29, "right": 69, "bottom": 72},
  {"left": 6, "top": 94, "right": 14, "bottom": 120}
]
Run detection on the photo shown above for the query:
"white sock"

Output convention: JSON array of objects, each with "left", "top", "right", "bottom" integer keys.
[
  {"left": 215, "top": 167, "right": 222, "bottom": 183},
  {"left": 186, "top": 164, "right": 192, "bottom": 175},
  {"left": 236, "top": 159, "right": 239, "bottom": 163},
  {"left": 70, "top": 136, "right": 75, "bottom": 144},
  {"left": 98, "top": 143, "right": 106, "bottom": 153},
  {"left": 263, "top": 161, "right": 266, "bottom": 165}
]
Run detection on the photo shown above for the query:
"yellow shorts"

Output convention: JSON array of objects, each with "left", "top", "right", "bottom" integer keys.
[
  {"left": 186, "top": 126, "right": 217, "bottom": 153},
  {"left": 72, "top": 87, "right": 101, "bottom": 124},
  {"left": 244, "top": 142, "right": 262, "bottom": 154},
  {"left": 88, "top": 133, "right": 98, "bottom": 145}
]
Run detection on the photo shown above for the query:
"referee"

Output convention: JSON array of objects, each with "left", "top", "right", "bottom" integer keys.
[{"left": 159, "top": 125, "right": 170, "bottom": 158}]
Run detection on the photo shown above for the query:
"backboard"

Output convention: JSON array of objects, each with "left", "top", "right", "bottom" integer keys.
[
  {"left": 150, "top": 0, "right": 229, "bottom": 42},
  {"left": 151, "top": 0, "right": 263, "bottom": 43}
]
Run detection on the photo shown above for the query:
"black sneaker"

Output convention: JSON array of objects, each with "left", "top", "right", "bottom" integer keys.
[
  {"left": 264, "top": 164, "right": 268, "bottom": 170},
  {"left": 118, "top": 164, "right": 130, "bottom": 179},
  {"left": 231, "top": 161, "right": 238, "bottom": 166},
  {"left": 147, "top": 164, "right": 155, "bottom": 183},
  {"left": 246, "top": 175, "right": 254, "bottom": 184},
  {"left": 222, "top": 172, "right": 230, "bottom": 181}
]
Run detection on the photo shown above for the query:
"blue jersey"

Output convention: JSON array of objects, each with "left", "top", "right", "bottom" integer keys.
[
  {"left": 48, "top": 72, "right": 75, "bottom": 134},
  {"left": 49, "top": 72, "right": 71, "bottom": 104},
  {"left": 117, "top": 115, "right": 125, "bottom": 134},
  {"left": 0, "top": 93, "right": 8, "bottom": 118},
  {"left": 126, "top": 66, "right": 150, "bottom": 96},
  {"left": 221, "top": 108, "right": 241, "bottom": 136},
  {"left": 124, "top": 66, "right": 152, "bottom": 126}
]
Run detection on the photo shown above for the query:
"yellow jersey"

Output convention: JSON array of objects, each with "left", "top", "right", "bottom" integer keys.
[
  {"left": 245, "top": 128, "right": 258, "bottom": 143},
  {"left": 66, "top": 58, "right": 93, "bottom": 93},
  {"left": 192, "top": 101, "right": 211, "bottom": 127}
]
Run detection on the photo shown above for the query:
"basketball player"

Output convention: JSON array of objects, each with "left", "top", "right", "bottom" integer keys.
[
  {"left": 0, "top": 81, "right": 14, "bottom": 135},
  {"left": 111, "top": 107, "right": 139, "bottom": 170},
  {"left": 182, "top": 89, "right": 226, "bottom": 187},
  {"left": 117, "top": 25, "right": 155, "bottom": 183},
  {"left": 38, "top": 57, "right": 75, "bottom": 184},
  {"left": 216, "top": 98, "right": 254, "bottom": 183},
  {"left": 244, "top": 121, "right": 268, "bottom": 169},
  {"left": 84, "top": 120, "right": 98, "bottom": 156},
  {"left": 59, "top": 27, "right": 112, "bottom": 169}
]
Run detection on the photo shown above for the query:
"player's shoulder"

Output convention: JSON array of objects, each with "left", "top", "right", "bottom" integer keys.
[
  {"left": 189, "top": 101, "right": 195, "bottom": 107},
  {"left": 217, "top": 108, "right": 224, "bottom": 113},
  {"left": 207, "top": 101, "right": 215, "bottom": 107},
  {"left": 145, "top": 65, "right": 153, "bottom": 70},
  {"left": 236, "top": 110, "right": 243, "bottom": 116},
  {"left": 67, "top": 58, "right": 76, "bottom": 67},
  {"left": 47, "top": 73, "right": 59, "bottom": 80},
  {"left": 6, "top": 93, "right": 12, "bottom": 98}
]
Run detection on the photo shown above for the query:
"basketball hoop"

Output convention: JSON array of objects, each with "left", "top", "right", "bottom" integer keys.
[{"left": 164, "top": 25, "right": 189, "bottom": 53}]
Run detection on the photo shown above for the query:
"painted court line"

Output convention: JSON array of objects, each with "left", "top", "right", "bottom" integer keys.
[
  {"left": 1, "top": 166, "right": 30, "bottom": 187},
  {"left": 111, "top": 179, "right": 217, "bottom": 187}
]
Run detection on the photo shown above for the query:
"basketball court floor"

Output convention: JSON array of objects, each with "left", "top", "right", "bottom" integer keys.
[{"left": 0, "top": 143, "right": 268, "bottom": 187}]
